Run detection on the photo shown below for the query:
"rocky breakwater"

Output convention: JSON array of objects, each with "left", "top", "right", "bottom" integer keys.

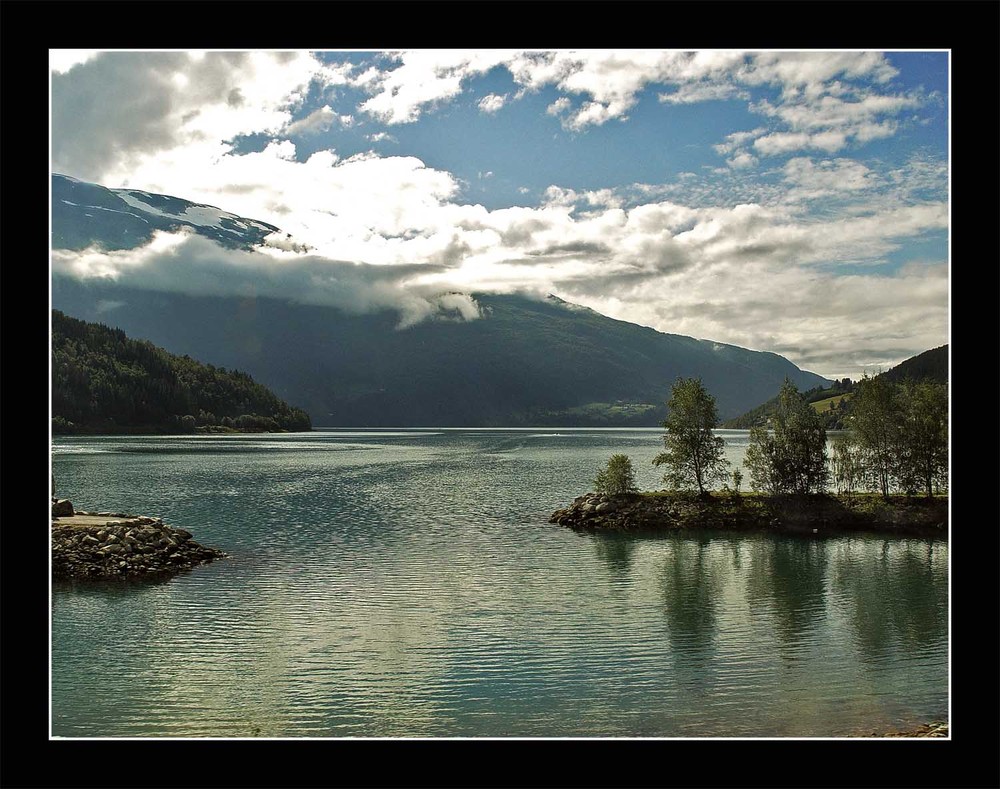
[{"left": 52, "top": 511, "right": 224, "bottom": 580}]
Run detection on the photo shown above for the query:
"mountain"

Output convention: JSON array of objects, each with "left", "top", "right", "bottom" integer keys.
[
  {"left": 721, "top": 345, "right": 949, "bottom": 429},
  {"left": 880, "top": 345, "right": 948, "bottom": 385},
  {"left": 52, "top": 281, "right": 829, "bottom": 426},
  {"left": 52, "top": 310, "right": 311, "bottom": 434},
  {"left": 53, "top": 173, "right": 282, "bottom": 251},
  {"left": 51, "top": 176, "right": 831, "bottom": 427}
]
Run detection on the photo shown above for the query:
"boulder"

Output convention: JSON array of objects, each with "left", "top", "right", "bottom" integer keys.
[{"left": 52, "top": 499, "right": 74, "bottom": 517}]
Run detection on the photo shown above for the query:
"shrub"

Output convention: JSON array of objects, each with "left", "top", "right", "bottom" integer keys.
[{"left": 594, "top": 453, "right": 639, "bottom": 496}]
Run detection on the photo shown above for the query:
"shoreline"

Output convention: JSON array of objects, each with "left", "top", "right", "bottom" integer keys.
[
  {"left": 866, "top": 721, "right": 949, "bottom": 738},
  {"left": 550, "top": 491, "right": 948, "bottom": 539}
]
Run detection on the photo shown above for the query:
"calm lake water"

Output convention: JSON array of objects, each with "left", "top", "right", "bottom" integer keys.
[{"left": 51, "top": 428, "right": 948, "bottom": 738}]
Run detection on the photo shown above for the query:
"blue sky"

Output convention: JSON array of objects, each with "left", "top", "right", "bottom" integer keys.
[{"left": 51, "top": 50, "right": 949, "bottom": 379}]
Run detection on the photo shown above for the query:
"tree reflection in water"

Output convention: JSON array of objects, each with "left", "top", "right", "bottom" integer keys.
[
  {"left": 832, "top": 538, "right": 947, "bottom": 664},
  {"left": 747, "top": 538, "right": 829, "bottom": 650},
  {"left": 660, "top": 537, "right": 722, "bottom": 656},
  {"left": 592, "top": 532, "right": 637, "bottom": 578}
]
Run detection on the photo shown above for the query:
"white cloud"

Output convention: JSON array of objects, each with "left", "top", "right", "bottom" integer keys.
[
  {"left": 755, "top": 92, "right": 919, "bottom": 130},
  {"left": 713, "top": 128, "right": 768, "bottom": 156},
  {"left": 52, "top": 51, "right": 328, "bottom": 181},
  {"left": 853, "top": 121, "right": 897, "bottom": 142},
  {"left": 546, "top": 97, "right": 571, "bottom": 116},
  {"left": 50, "top": 49, "right": 100, "bottom": 73},
  {"left": 510, "top": 50, "right": 688, "bottom": 130},
  {"left": 753, "top": 131, "right": 847, "bottom": 155},
  {"left": 349, "top": 50, "right": 913, "bottom": 139},
  {"left": 743, "top": 89, "right": 920, "bottom": 156},
  {"left": 741, "top": 51, "right": 899, "bottom": 95},
  {"left": 356, "top": 50, "right": 515, "bottom": 124},
  {"left": 782, "top": 157, "right": 876, "bottom": 200},
  {"left": 658, "top": 83, "right": 746, "bottom": 104},
  {"left": 570, "top": 260, "right": 947, "bottom": 381},
  {"left": 354, "top": 49, "right": 924, "bottom": 157},
  {"left": 52, "top": 230, "right": 483, "bottom": 329},
  {"left": 726, "top": 152, "right": 758, "bottom": 169},
  {"left": 285, "top": 105, "right": 353, "bottom": 135},
  {"left": 477, "top": 93, "right": 507, "bottom": 114}
]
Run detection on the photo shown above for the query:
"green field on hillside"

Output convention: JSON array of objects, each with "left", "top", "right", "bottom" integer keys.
[{"left": 810, "top": 392, "right": 855, "bottom": 413}]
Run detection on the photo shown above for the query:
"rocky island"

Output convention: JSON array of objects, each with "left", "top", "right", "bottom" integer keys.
[
  {"left": 51, "top": 496, "right": 224, "bottom": 580},
  {"left": 550, "top": 491, "right": 948, "bottom": 539}
]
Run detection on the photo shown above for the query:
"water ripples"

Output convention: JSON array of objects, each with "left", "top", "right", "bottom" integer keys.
[{"left": 51, "top": 430, "right": 948, "bottom": 737}]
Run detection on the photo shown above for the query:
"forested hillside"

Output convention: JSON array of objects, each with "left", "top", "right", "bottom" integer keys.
[
  {"left": 722, "top": 378, "right": 857, "bottom": 429},
  {"left": 880, "top": 345, "right": 948, "bottom": 385},
  {"left": 721, "top": 345, "right": 948, "bottom": 430},
  {"left": 52, "top": 310, "right": 311, "bottom": 434}
]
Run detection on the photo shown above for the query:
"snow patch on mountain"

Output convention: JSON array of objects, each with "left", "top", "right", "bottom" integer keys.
[
  {"left": 115, "top": 191, "right": 260, "bottom": 233},
  {"left": 61, "top": 199, "right": 151, "bottom": 224}
]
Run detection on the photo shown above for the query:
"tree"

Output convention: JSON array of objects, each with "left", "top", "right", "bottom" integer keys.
[
  {"left": 895, "top": 380, "right": 948, "bottom": 497},
  {"left": 744, "top": 425, "right": 783, "bottom": 494},
  {"left": 744, "top": 379, "right": 829, "bottom": 494},
  {"left": 830, "top": 433, "right": 863, "bottom": 496},
  {"left": 594, "top": 454, "right": 639, "bottom": 496},
  {"left": 849, "top": 374, "right": 900, "bottom": 498},
  {"left": 653, "top": 377, "right": 729, "bottom": 495}
]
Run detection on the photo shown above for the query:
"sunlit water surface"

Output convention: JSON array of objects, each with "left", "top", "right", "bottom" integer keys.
[{"left": 51, "top": 429, "right": 948, "bottom": 738}]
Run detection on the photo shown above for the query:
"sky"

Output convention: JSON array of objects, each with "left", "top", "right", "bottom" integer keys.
[{"left": 50, "top": 50, "right": 949, "bottom": 381}]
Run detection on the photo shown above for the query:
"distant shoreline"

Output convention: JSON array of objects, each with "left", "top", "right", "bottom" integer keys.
[
  {"left": 52, "top": 425, "right": 308, "bottom": 436},
  {"left": 550, "top": 491, "right": 948, "bottom": 539}
]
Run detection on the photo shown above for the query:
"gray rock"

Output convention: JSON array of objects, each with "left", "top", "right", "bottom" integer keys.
[{"left": 52, "top": 499, "right": 74, "bottom": 517}]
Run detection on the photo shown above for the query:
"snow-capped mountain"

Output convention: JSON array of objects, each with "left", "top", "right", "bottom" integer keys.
[{"left": 52, "top": 173, "right": 283, "bottom": 251}]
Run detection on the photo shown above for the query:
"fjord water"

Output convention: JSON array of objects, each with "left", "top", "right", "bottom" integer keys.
[{"left": 51, "top": 429, "right": 948, "bottom": 738}]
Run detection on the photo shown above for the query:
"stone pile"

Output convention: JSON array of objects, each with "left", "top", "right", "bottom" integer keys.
[
  {"left": 549, "top": 492, "right": 674, "bottom": 530},
  {"left": 52, "top": 513, "right": 224, "bottom": 580}
]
